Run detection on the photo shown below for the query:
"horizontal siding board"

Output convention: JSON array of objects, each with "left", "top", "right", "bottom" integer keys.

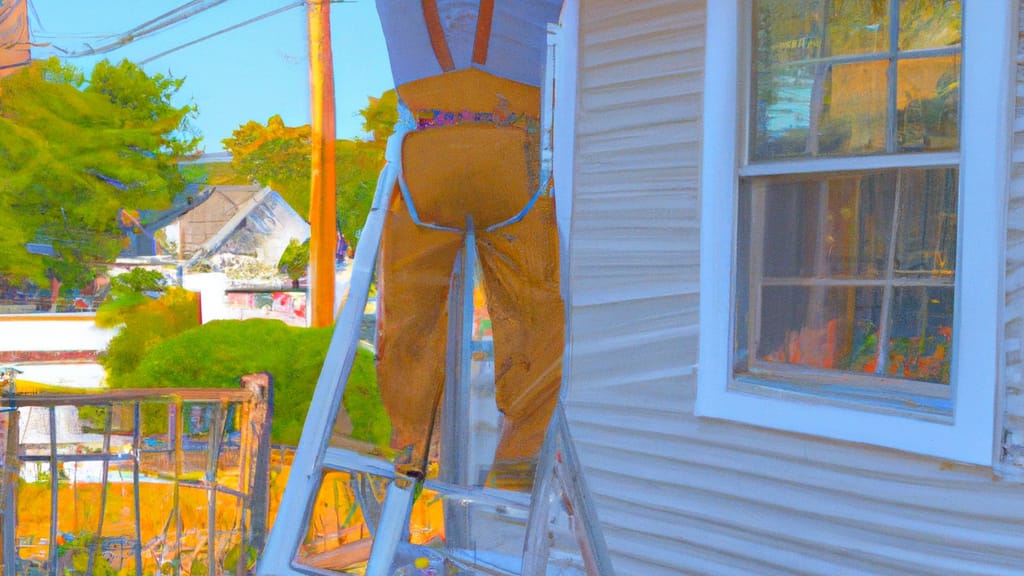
[
  {"left": 576, "top": 92, "right": 702, "bottom": 136},
  {"left": 569, "top": 399, "right": 1014, "bottom": 495}
]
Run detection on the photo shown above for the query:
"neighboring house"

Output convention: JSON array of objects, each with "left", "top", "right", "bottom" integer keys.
[
  {"left": 124, "top": 184, "right": 309, "bottom": 268},
  {"left": 553, "top": 1, "right": 1022, "bottom": 574},
  {"left": 181, "top": 185, "right": 309, "bottom": 267},
  {"left": 119, "top": 182, "right": 213, "bottom": 258}
]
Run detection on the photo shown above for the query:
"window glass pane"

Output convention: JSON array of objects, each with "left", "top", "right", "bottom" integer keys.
[
  {"left": 886, "top": 286, "right": 954, "bottom": 383},
  {"left": 894, "top": 167, "right": 957, "bottom": 277},
  {"left": 739, "top": 167, "right": 958, "bottom": 386},
  {"left": 753, "top": 63, "right": 817, "bottom": 159},
  {"left": 758, "top": 285, "right": 884, "bottom": 372},
  {"left": 896, "top": 56, "right": 960, "bottom": 152},
  {"left": 819, "top": 60, "right": 889, "bottom": 155},
  {"left": 828, "top": 0, "right": 890, "bottom": 56},
  {"left": 760, "top": 172, "right": 895, "bottom": 279},
  {"left": 753, "top": 60, "right": 890, "bottom": 160},
  {"left": 752, "top": 1, "right": 962, "bottom": 160},
  {"left": 754, "top": 0, "right": 825, "bottom": 66},
  {"left": 899, "top": 0, "right": 962, "bottom": 51},
  {"left": 755, "top": 0, "right": 891, "bottom": 62}
]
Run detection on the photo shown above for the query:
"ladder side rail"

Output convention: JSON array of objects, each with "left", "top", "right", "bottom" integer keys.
[
  {"left": 363, "top": 476, "right": 416, "bottom": 576},
  {"left": 257, "top": 157, "right": 398, "bottom": 575},
  {"left": 440, "top": 222, "right": 476, "bottom": 550},
  {"left": 521, "top": 404, "right": 561, "bottom": 576},
  {"left": 47, "top": 406, "right": 58, "bottom": 576},
  {"left": 553, "top": 406, "right": 615, "bottom": 576}
]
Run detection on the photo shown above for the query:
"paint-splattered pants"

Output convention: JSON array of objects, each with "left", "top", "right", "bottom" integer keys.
[{"left": 376, "top": 116, "right": 564, "bottom": 485}]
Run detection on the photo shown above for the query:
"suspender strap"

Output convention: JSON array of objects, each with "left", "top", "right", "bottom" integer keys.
[
  {"left": 422, "top": 0, "right": 455, "bottom": 72},
  {"left": 472, "top": 0, "right": 495, "bottom": 65}
]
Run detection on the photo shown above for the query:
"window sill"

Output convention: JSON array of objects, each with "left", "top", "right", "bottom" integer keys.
[
  {"left": 730, "top": 374, "right": 953, "bottom": 425},
  {"left": 695, "top": 373, "right": 991, "bottom": 465}
]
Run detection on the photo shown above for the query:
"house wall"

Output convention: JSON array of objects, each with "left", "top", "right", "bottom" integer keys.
[
  {"left": 0, "top": 316, "right": 115, "bottom": 354},
  {"left": 564, "top": 1, "right": 1024, "bottom": 574},
  {"left": 1002, "top": 1, "right": 1024, "bottom": 474},
  {"left": 177, "top": 186, "right": 262, "bottom": 257},
  {"left": 247, "top": 194, "right": 310, "bottom": 265}
]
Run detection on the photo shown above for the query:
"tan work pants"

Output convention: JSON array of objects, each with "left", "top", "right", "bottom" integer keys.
[{"left": 376, "top": 122, "right": 564, "bottom": 480}]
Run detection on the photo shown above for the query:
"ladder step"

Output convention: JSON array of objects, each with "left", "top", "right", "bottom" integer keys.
[
  {"left": 322, "top": 446, "right": 532, "bottom": 512},
  {"left": 322, "top": 446, "right": 395, "bottom": 478}
]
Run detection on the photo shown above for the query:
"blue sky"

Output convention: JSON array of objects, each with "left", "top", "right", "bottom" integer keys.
[{"left": 29, "top": 0, "right": 395, "bottom": 152}]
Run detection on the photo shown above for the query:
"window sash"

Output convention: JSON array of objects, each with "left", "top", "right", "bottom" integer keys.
[
  {"left": 739, "top": 1, "right": 962, "bottom": 392},
  {"left": 739, "top": 362, "right": 953, "bottom": 402},
  {"left": 697, "top": 0, "right": 1012, "bottom": 467},
  {"left": 749, "top": 0, "right": 962, "bottom": 160},
  {"left": 740, "top": 167, "right": 957, "bottom": 394}
]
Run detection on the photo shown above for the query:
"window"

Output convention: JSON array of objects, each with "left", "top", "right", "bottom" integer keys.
[{"left": 697, "top": 1, "right": 1013, "bottom": 465}]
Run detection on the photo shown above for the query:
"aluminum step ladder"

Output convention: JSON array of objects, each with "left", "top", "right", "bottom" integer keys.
[{"left": 258, "top": 23, "right": 613, "bottom": 576}]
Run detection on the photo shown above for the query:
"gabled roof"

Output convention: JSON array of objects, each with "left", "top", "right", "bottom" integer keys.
[
  {"left": 140, "top": 183, "right": 215, "bottom": 234},
  {"left": 186, "top": 186, "right": 307, "bottom": 266}
]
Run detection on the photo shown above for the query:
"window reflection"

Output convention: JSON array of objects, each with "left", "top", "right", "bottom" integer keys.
[
  {"left": 738, "top": 167, "right": 958, "bottom": 385},
  {"left": 752, "top": 0, "right": 961, "bottom": 160}
]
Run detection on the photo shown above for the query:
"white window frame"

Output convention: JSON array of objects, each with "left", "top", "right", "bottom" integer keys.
[{"left": 696, "top": 1, "right": 1014, "bottom": 466}]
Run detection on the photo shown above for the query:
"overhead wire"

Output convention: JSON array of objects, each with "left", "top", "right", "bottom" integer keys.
[
  {"left": 120, "top": 0, "right": 209, "bottom": 38},
  {"left": 138, "top": 1, "right": 304, "bottom": 65},
  {"left": 45, "top": 0, "right": 232, "bottom": 58},
  {"left": 137, "top": 0, "right": 355, "bottom": 64},
  {"left": 30, "top": 0, "right": 356, "bottom": 63},
  {"left": 26, "top": 0, "right": 46, "bottom": 34}
]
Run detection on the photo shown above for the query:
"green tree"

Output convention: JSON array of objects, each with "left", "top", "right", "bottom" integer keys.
[
  {"left": 278, "top": 238, "right": 310, "bottom": 288},
  {"left": 110, "top": 267, "right": 167, "bottom": 294},
  {"left": 222, "top": 115, "right": 312, "bottom": 218},
  {"left": 222, "top": 90, "right": 397, "bottom": 247},
  {"left": 0, "top": 57, "right": 199, "bottom": 289}
]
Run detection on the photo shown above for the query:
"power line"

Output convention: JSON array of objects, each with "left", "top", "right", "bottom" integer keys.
[
  {"left": 122, "top": 0, "right": 208, "bottom": 38},
  {"left": 26, "top": 0, "right": 46, "bottom": 34},
  {"left": 49, "top": 0, "right": 231, "bottom": 58},
  {"left": 30, "top": 0, "right": 355, "bottom": 64},
  {"left": 137, "top": 0, "right": 356, "bottom": 65},
  {"left": 139, "top": 1, "right": 303, "bottom": 65}
]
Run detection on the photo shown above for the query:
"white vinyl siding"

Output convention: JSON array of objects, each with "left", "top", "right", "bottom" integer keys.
[
  {"left": 1000, "top": 1, "right": 1024, "bottom": 475},
  {"left": 564, "top": 1, "right": 1024, "bottom": 574}
]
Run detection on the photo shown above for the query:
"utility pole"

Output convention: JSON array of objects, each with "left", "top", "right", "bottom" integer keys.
[{"left": 307, "top": 0, "right": 337, "bottom": 327}]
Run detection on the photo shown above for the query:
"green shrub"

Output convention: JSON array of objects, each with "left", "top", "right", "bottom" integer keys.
[
  {"left": 95, "top": 287, "right": 200, "bottom": 386},
  {"left": 126, "top": 319, "right": 388, "bottom": 446}
]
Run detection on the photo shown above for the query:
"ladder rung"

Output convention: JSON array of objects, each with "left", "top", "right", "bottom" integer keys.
[
  {"left": 321, "top": 446, "right": 532, "bottom": 513},
  {"left": 322, "top": 446, "right": 394, "bottom": 478}
]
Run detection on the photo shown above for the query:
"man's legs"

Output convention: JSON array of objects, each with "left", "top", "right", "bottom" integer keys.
[
  {"left": 478, "top": 196, "right": 564, "bottom": 489},
  {"left": 376, "top": 189, "right": 462, "bottom": 475}
]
